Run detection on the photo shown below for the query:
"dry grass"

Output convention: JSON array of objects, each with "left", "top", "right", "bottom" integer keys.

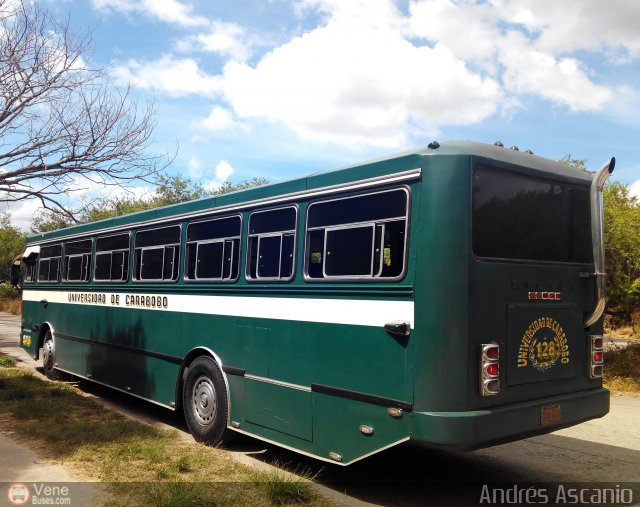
[
  {"left": 604, "top": 342, "right": 640, "bottom": 394},
  {"left": 0, "top": 365, "right": 332, "bottom": 507},
  {"left": 0, "top": 297, "right": 21, "bottom": 315},
  {"left": 605, "top": 325, "right": 636, "bottom": 339}
]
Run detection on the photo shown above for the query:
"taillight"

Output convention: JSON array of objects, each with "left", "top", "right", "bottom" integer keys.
[
  {"left": 589, "top": 335, "right": 604, "bottom": 379},
  {"left": 481, "top": 343, "right": 500, "bottom": 396}
]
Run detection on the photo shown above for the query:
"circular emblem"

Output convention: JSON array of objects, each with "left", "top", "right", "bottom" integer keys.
[
  {"left": 7, "top": 483, "right": 30, "bottom": 506},
  {"left": 517, "top": 317, "right": 569, "bottom": 371}
]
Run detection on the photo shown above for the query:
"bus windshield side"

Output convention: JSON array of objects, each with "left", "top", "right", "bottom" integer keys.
[{"left": 472, "top": 165, "right": 592, "bottom": 264}]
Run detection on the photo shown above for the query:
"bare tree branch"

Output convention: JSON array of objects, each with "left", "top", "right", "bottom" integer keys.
[{"left": 0, "top": 0, "right": 166, "bottom": 222}]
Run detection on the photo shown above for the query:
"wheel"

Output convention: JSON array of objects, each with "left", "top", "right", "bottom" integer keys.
[
  {"left": 182, "top": 356, "right": 233, "bottom": 445},
  {"left": 41, "top": 331, "right": 57, "bottom": 379}
]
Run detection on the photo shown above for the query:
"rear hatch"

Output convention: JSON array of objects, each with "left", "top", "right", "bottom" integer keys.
[{"left": 470, "top": 163, "right": 599, "bottom": 408}]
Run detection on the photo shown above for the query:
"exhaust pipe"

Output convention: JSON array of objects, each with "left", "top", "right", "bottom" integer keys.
[{"left": 583, "top": 157, "right": 615, "bottom": 327}]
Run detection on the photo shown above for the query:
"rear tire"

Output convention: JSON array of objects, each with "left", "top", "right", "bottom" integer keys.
[
  {"left": 41, "top": 331, "right": 57, "bottom": 380},
  {"left": 182, "top": 356, "right": 234, "bottom": 445}
]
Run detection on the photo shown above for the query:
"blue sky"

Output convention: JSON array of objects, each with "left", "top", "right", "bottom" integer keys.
[{"left": 11, "top": 0, "right": 640, "bottom": 224}]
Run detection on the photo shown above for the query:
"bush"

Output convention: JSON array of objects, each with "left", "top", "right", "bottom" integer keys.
[
  {"left": 0, "top": 354, "right": 16, "bottom": 368},
  {"left": 0, "top": 283, "right": 19, "bottom": 299},
  {"left": 605, "top": 343, "right": 640, "bottom": 379}
]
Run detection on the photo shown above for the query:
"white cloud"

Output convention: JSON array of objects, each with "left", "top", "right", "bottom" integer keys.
[
  {"left": 115, "top": 0, "right": 628, "bottom": 149},
  {"left": 498, "top": 31, "right": 612, "bottom": 111},
  {"left": 92, "top": 0, "right": 208, "bottom": 28},
  {"left": 2, "top": 199, "right": 41, "bottom": 230},
  {"left": 113, "top": 55, "right": 221, "bottom": 96},
  {"left": 408, "top": 0, "right": 613, "bottom": 111},
  {"left": 220, "top": 10, "right": 500, "bottom": 148},
  {"left": 215, "top": 160, "right": 234, "bottom": 181},
  {"left": 175, "top": 21, "right": 250, "bottom": 61},
  {"left": 201, "top": 106, "right": 234, "bottom": 131},
  {"left": 203, "top": 160, "right": 235, "bottom": 191},
  {"left": 496, "top": 0, "right": 640, "bottom": 58},
  {"left": 408, "top": 0, "right": 499, "bottom": 62}
]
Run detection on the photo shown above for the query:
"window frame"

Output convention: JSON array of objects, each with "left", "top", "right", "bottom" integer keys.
[
  {"left": 245, "top": 205, "right": 298, "bottom": 283},
  {"left": 184, "top": 214, "right": 242, "bottom": 283},
  {"left": 303, "top": 187, "right": 411, "bottom": 283},
  {"left": 471, "top": 164, "right": 593, "bottom": 265},
  {"left": 23, "top": 261, "right": 37, "bottom": 283},
  {"left": 133, "top": 224, "right": 182, "bottom": 283},
  {"left": 37, "top": 243, "right": 62, "bottom": 283},
  {"left": 93, "top": 232, "right": 131, "bottom": 283},
  {"left": 322, "top": 222, "right": 377, "bottom": 279},
  {"left": 63, "top": 238, "right": 93, "bottom": 283}
]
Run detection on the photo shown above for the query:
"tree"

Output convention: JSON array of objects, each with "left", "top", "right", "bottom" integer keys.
[
  {"left": 32, "top": 175, "right": 270, "bottom": 232},
  {"left": 0, "top": 0, "right": 162, "bottom": 221},
  {"left": 562, "top": 156, "right": 640, "bottom": 327},
  {"left": 0, "top": 212, "right": 26, "bottom": 281},
  {"left": 215, "top": 177, "right": 270, "bottom": 195},
  {"left": 602, "top": 182, "right": 640, "bottom": 327}
]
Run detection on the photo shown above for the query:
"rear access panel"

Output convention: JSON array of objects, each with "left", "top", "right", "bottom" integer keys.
[{"left": 506, "top": 305, "right": 584, "bottom": 386}]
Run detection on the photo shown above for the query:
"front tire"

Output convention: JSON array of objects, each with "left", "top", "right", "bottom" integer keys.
[
  {"left": 182, "top": 356, "right": 233, "bottom": 445},
  {"left": 41, "top": 331, "right": 57, "bottom": 379}
]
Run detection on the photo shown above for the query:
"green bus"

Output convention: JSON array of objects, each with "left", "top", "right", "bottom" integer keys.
[{"left": 17, "top": 141, "right": 612, "bottom": 465}]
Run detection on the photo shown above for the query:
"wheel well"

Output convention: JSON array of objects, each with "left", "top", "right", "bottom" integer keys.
[
  {"left": 34, "top": 324, "right": 51, "bottom": 361},
  {"left": 175, "top": 348, "right": 220, "bottom": 411}
]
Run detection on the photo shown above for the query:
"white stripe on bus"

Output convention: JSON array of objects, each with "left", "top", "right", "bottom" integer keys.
[{"left": 22, "top": 290, "right": 414, "bottom": 328}]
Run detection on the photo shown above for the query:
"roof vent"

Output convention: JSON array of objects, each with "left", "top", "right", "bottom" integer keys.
[
  {"left": 525, "top": 149, "right": 534, "bottom": 155},
  {"left": 510, "top": 146, "right": 520, "bottom": 151},
  {"left": 494, "top": 141, "right": 504, "bottom": 147},
  {"left": 428, "top": 141, "right": 440, "bottom": 149}
]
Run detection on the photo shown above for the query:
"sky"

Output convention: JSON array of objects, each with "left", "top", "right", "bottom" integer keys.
[{"left": 7, "top": 0, "right": 640, "bottom": 226}]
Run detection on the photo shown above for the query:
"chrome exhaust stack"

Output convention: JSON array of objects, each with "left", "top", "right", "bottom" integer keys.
[{"left": 583, "top": 157, "right": 615, "bottom": 327}]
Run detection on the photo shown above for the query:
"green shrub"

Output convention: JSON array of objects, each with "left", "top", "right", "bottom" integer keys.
[
  {"left": 0, "top": 282, "right": 19, "bottom": 299},
  {"left": 0, "top": 354, "right": 16, "bottom": 368}
]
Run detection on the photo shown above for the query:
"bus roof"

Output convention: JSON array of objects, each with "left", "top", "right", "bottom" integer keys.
[{"left": 27, "top": 140, "right": 593, "bottom": 243}]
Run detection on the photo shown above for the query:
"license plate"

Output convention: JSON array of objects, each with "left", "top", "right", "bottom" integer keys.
[{"left": 541, "top": 404, "right": 561, "bottom": 426}]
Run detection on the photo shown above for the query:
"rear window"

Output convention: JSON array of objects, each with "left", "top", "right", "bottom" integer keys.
[{"left": 472, "top": 165, "right": 592, "bottom": 263}]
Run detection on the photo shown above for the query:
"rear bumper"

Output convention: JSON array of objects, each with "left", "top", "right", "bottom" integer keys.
[{"left": 410, "top": 388, "right": 610, "bottom": 451}]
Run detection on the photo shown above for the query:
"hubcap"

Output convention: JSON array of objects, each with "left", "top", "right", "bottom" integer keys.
[
  {"left": 192, "top": 376, "right": 216, "bottom": 426},
  {"left": 42, "top": 339, "right": 54, "bottom": 370}
]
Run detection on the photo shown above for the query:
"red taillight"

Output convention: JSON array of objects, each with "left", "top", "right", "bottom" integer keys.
[
  {"left": 589, "top": 335, "right": 604, "bottom": 379},
  {"left": 485, "top": 363, "right": 499, "bottom": 376},
  {"left": 486, "top": 346, "right": 499, "bottom": 360},
  {"left": 480, "top": 343, "right": 500, "bottom": 396}
]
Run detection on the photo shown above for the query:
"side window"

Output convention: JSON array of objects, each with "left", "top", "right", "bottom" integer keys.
[
  {"left": 186, "top": 215, "right": 241, "bottom": 281},
  {"left": 305, "top": 188, "right": 409, "bottom": 280},
  {"left": 23, "top": 261, "right": 37, "bottom": 283},
  {"left": 95, "top": 233, "right": 130, "bottom": 282},
  {"left": 64, "top": 239, "right": 92, "bottom": 282},
  {"left": 133, "top": 225, "right": 181, "bottom": 282},
  {"left": 22, "top": 249, "right": 38, "bottom": 283},
  {"left": 38, "top": 244, "right": 62, "bottom": 282},
  {"left": 246, "top": 207, "right": 296, "bottom": 281}
]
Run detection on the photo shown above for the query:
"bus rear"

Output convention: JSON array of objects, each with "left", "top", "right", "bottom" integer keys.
[{"left": 411, "top": 143, "right": 611, "bottom": 450}]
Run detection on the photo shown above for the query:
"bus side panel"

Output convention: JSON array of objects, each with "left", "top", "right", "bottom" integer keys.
[
  {"left": 412, "top": 155, "right": 471, "bottom": 413},
  {"left": 55, "top": 337, "right": 84, "bottom": 374},
  {"left": 312, "top": 391, "right": 410, "bottom": 464},
  {"left": 20, "top": 298, "right": 43, "bottom": 358},
  {"left": 182, "top": 306, "right": 413, "bottom": 460},
  {"left": 244, "top": 379, "right": 312, "bottom": 441},
  {"left": 41, "top": 301, "right": 181, "bottom": 408},
  {"left": 182, "top": 314, "right": 411, "bottom": 402},
  {"left": 85, "top": 304, "right": 180, "bottom": 406}
]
